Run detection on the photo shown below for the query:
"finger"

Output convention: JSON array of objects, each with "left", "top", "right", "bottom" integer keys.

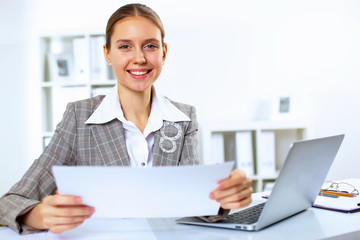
[
  {"left": 212, "top": 178, "right": 252, "bottom": 200},
  {"left": 48, "top": 205, "right": 95, "bottom": 218},
  {"left": 44, "top": 194, "right": 83, "bottom": 206},
  {"left": 44, "top": 215, "right": 90, "bottom": 227},
  {"left": 218, "top": 187, "right": 253, "bottom": 204},
  {"left": 41, "top": 206, "right": 94, "bottom": 231},
  {"left": 49, "top": 222, "right": 84, "bottom": 234},
  {"left": 212, "top": 185, "right": 243, "bottom": 200},
  {"left": 220, "top": 195, "right": 253, "bottom": 210},
  {"left": 217, "top": 169, "right": 248, "bottom": 190}
]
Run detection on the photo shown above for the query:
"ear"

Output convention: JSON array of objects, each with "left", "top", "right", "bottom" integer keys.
[
  {"left": 162, "top": 43, "right": 168, "bottom": 63},
  {"left": 103, "top": 44, "right": 112, "bottom": 66}
]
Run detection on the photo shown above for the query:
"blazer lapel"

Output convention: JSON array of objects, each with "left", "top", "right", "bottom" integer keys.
[
  {"left": 152, "top": 131, "right": 164, "bottom": 166},
  {"left": 153, "top": 121, "right": 183, "bottom": 166},
  {"left": 90, "top": 120, "right": 130, "bottom": 166}
]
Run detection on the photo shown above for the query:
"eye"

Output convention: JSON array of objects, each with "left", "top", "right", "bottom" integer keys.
[
  {"left": 119, "top": 44, "right": 131, "bottom": 50},
  {"left": 144, "top": 43, "right": 158, "bottom": 50}
]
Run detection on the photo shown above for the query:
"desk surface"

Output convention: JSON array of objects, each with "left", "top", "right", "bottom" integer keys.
[{"left": 1, "top": 193, "right": 360, "bottom": 240}]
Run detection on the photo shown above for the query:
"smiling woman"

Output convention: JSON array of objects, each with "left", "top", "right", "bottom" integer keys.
[
  {"left": 103, "top": 16, "right": 167, "bottom": 127},
  {"left": 0, "top": 3, "right": 253, "bottom": 235}
]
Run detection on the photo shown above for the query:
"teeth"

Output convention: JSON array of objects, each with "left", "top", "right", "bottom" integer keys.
[{"left": 130, "top": 71, "right": 147, "bottom": 76}]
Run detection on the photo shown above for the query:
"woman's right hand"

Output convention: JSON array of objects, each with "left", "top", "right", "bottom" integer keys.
[{"left": 20, "top": 193, "right": 95, "bottom": 234}]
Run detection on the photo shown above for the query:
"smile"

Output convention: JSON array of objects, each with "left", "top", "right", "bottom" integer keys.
[{"left": 127, "top": 69, "right": 152, "bottom": 76}]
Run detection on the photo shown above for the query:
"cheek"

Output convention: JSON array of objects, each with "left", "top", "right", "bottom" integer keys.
[
  {"left": 112, "top": 56, "right": 129, "bottom": 70},
  {"left": 146, "top": 54, "right": 164, "bottom": 68},
  {"left": 111, "top": 60, "right": 129, "bottom": 81}
]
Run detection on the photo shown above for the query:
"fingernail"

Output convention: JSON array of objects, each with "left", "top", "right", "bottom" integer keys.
[
  {"left": 216, "top": 183, "right": 223, "bottom": 189},
  {"left": 209, "top": 192, "right": 215, "bottom": 200},
  {"left": 89, "top": 207, "right": 95, "bottom": 217}
]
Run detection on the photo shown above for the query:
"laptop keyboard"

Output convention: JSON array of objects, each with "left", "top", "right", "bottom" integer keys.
[{"left": 219, "top": 202, "right": 266, "bottom": 224}]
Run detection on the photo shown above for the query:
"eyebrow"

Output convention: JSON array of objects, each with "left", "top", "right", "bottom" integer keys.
[{"left": 115, "top": 38, "right": 161, "bottom": 44}]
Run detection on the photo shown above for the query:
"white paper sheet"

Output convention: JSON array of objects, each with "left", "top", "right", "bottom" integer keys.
[{"left": 52, "top": 162, "right": 234, "bottom": 218}]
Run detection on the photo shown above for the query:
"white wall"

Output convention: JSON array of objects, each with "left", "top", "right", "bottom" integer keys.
[
  {"left": 1, "top": 0, "right": 360, "bottom": 195},
  {"left": 0, "top": 0, "right": 41, "bottom": 195}
]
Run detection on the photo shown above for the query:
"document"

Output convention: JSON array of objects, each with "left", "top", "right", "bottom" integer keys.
[{"left": 52, "top": 162, "right": 234, "bottom": 218}]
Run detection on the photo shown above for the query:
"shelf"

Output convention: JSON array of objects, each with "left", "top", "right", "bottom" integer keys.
[
  {"left": 200, "top": 120, "right": 307, "bottom": 192},
  {"left": 202, "top": 120, "right": 307, "bottom": 132},
  {"left": 87, "top": 80, "right": 117, "bottom": 86},
  {"left": 42, "top": 131, "right": 54, "bottom": 137},
  {"left": 39, "top": 27, "right": 104, "bottom": 38},
  {"left": 246, "top": 172, "right": 279, "bottom": 180},
  {"left": 39, "top": 31, "right": 116, "bottom": 138},
  {"left": 40, "top": 80, "right": 117, "bottom": 87},
  {"left": 40, "top": 81, "right": 88, "bottom": 87}
]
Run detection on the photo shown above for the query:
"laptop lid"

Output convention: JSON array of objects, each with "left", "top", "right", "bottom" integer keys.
[{"left": 177, "top": 134, "right": 345, "bottom": 231}]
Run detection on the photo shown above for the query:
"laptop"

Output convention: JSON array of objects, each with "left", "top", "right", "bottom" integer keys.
[{"left": 176, "top": 134, "right": 345, "bottom": 231}]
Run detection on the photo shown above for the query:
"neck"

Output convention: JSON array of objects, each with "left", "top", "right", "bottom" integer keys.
[{"left": 117, "top": 85, "right": 152, "bottom": 132}]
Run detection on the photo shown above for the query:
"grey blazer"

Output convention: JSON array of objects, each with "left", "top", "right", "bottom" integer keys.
[{"left": 0, "top": 95, "right": 199, "bottom": 234}]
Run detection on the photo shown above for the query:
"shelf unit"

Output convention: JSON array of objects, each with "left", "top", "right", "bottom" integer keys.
[
  {"left": 200, "top": 120, "right": 307, "bottom": 192},
  {"left": 39, "top": 30, "right": 116, "bottom": 148}
]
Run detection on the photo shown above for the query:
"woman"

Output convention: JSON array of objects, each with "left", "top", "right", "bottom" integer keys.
[{"left": 0, "top": 3, "right": 252, "bottom": 234}]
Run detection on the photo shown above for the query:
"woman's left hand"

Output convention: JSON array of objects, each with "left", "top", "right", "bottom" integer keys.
[{"left": 209, "top": 169, "right": 253, "bottom": 209}]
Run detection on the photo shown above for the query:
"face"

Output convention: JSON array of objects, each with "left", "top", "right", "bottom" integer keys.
[{"left": 104, "top": 16, "right": 167, "bottom": 94}]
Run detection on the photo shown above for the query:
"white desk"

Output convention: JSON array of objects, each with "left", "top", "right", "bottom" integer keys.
[{"left": 1, "top": 193, "right": 360, "bottom": 240}]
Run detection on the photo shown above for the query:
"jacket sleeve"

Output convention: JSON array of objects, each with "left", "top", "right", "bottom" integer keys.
[
  {"left": 179, "top": 105, "right": 200, "bottom": 166},
  {"left": 0, "top": 102, "right": 77, "bottom": 234}
]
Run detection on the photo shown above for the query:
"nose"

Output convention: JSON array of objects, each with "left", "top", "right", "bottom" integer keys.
[{"left": 133, "top": 49, "right": 146, "bottom": 64}]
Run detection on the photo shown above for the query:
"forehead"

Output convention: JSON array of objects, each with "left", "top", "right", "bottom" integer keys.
[{"left": 112, "top": 16, "right": 162, "bottom": 41}]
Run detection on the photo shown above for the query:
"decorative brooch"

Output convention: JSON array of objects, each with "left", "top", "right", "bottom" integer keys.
[{"left": 159, "top": 122, "right": 182, "bottom": 153}]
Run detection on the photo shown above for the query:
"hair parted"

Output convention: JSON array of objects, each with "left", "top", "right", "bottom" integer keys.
[{"left": 105, "top": 3, "right": 165, "bottom": 49}]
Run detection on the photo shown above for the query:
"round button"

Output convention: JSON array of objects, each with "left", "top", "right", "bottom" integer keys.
[{"left": 141, "top": 162, "right": 146, "bottom": 166}]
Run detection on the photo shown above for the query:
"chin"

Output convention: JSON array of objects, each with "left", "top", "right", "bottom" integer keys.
[
  {"left": 129, "top": 84, "right": 153, "bottom": 93},
  {"left": 117, "top": 79, "right": 155, "bottom": 93}
]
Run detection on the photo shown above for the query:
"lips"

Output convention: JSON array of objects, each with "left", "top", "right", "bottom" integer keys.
[{"left": 127, "top": 69, "right": 152, "bottom": 78}]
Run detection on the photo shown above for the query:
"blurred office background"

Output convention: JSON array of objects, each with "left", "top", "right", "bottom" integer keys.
[{"left": 1, "top": 0, "right": 360, "bottom": 195}]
